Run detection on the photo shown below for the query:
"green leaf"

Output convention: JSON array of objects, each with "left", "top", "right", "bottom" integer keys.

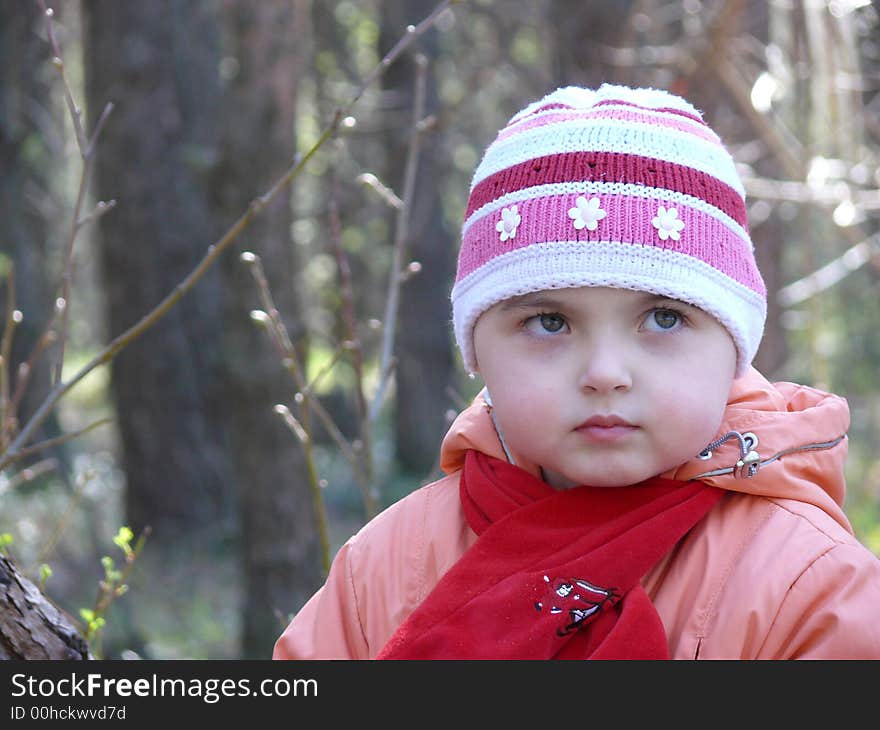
[{"left": 113, "top": 526, "right": 134, "bottom": 556}]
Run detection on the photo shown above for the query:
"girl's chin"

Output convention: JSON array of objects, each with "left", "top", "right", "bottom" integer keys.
[{"left": 541, "top": 466, "right": 655, "bottom": 489}]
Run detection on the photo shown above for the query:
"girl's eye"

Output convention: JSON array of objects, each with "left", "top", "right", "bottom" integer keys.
[
  {"left": 644, "top": 308, "right": 683, "bottom": 332},
  {"left": 524, "top": 313, "right": 568, "bottom": 335}
]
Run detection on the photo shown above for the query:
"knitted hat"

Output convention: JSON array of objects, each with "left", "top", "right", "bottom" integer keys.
[{"left": 451, "top": 84, "right": 766, "bottom": 377}]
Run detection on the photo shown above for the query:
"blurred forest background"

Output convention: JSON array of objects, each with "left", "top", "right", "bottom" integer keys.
[{"left": 1, "top": 0, "right": 879, "bottom": 659}]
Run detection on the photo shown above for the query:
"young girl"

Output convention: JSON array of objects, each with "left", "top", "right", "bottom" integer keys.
[{"left": 274, "top": 85, "right": 880, "bottom": 659}]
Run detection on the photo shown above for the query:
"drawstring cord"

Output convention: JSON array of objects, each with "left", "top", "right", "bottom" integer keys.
[
  {"left": 696, "top": 430, "right": 761, "bottom": 479},
  {"left": 484, "top": 390, "right": 517, "bottom": 466}
]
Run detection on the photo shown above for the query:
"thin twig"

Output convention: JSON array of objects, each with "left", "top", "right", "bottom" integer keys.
[
  {"left": 247, "top": 293, "right": 368, "bottom": 482},
  {"left": 247, "top": 252, "right": 377, "bottom": 518},
  {"left": 29, "top": 467, "right": 91, "bottom": 572},
  {"left": 38, "top": 1, "right": 115, "bottom": 388},
  {"left": 356, "top": 173, "right": 404, "bottom": 209},
  {"left": 370, "top": 54, "right": 429, "bottom": 424},
  {"left": 777, "top": 232, "right": 880, "bottom": 307},
  {"left": 0, "top": 267, "right": 19, "bottom": 450},
  {"left": 347, "top": 1, "right": 457, "bottom": 111},
  {"left": 1, "top": 418, "right": 113, "bottom": 470},
  {"left": 743, "top": 175, "right": 880, "bottom": 209},
  {"left": 328, "top": 166, "right": 375, "bottom": 512},
  {"left": 243, "top": 254, "right": 333, "bottom": 570},
  {"left": 39, "top": 3, "right": 85, "bottom": 154},
  {"left": 273, "top": 404, "right": 330, "bottom": 575},
  {"left": 8, "top": 328, "right": 57, "bottom": 427},
  {"left": 305, "top": 343, "right": 348, "bottom": 395},
  {"left": 0, "top": 457, "right": 58, "bottom": 494},
  {"left": 712, "top": 55, "right": 804, "bottom": 180},
  {"left": 84, "top": 526, "right": 150, "bottom": 657}
]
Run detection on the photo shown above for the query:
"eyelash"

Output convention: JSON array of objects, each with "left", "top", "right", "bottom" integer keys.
[
  {"left": 642, "top": 307, "right": 689, "bottom": 332},
  {"left": 522, "top": 312, "right": 569, "bottom": 336},
  {"left": 521, "top": 307, "right": 689, "bottom": 336}
]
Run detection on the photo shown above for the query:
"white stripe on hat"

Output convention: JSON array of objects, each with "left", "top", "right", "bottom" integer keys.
[
  {"left": 451, "top": 240, "right": 766, "bottom": 377},
  {"left": 470, "top": 119, "right": 744, "bottom": 197}
]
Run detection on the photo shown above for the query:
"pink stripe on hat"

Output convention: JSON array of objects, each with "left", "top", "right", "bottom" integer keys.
[
  {"left": 592, "top": 97, "right": 707, "bottom": 125},
  {"left": 465, "top": 151, "right": 747, "bottom": 225},
  {"left": 457, "top": 193, "right": 764, "bottom": 296}
]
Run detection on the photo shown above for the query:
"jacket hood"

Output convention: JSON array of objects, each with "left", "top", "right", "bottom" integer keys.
[{"left": 440, "top": 367, "right": 852, "bottom": 531}]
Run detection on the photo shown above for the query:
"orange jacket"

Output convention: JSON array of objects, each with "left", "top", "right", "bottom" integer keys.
[{"left": 274, "top": 368, "right": 880, "bottom": 659}]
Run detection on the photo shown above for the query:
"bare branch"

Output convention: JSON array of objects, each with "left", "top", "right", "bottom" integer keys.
[
  {"left": 328, "top": 165, "right": 375, "bottom": 511},
  {"left": 357, "top": 173, "right": 404, "bottom": 209},
  {"left": 1, "top": 418, "right": 113, "bottom": 471},
  {"left": 370, "top": 54, "right": 429, "bottom": 424},
  {"left": 273, "top": 404, "right": 330, "bottom": 574},
  {"left": 8, "top": 329, "right": 57, "bottom": 429},
  {"left": 777, "top": 232, "right": 880, "bottom": 307},
  {"left": 1, "top": 267, "right": 20, "bottom": 450},
  {"left": 75, "top": 198, "right": 117, "bottom": 228},
  {"left": 743, "top": 175, "right": 880, "bottom": 210},
  {"left": 29, "top": 466, "right": 90, "bottom": 572},
  {"left": 0, "top": 457, "right": 58, "bottom": 494},
  {"left": 244, "top": 251, "right": 339, "bottom": 569},
  {"left": 86, "top": 102, "right": 114, "bottom": 156},
  {"left": 39, "top": 3, "right": 116, "bottom": 388},
  {"left": 246, "top": 247, "right": 377, "bottom": 524},
  {"left": 347, "top": 1, "right": 457, "bottom": 111},
  {"left": 38, "top": 2, "right": 86, "bottom": 155}
]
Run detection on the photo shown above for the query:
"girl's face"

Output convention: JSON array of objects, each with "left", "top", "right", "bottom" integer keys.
[{"left": 472, "top": 286, "right": 737, "bottom": 488}]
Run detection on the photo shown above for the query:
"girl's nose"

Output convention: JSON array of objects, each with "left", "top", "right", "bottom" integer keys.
[{"left": 577, "top": 337, "right": 633, "bottom": 393}]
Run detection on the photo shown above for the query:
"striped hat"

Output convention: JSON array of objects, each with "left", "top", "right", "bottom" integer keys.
[{"left": 451, "top": 84, "right": 766, "bottom": 377}]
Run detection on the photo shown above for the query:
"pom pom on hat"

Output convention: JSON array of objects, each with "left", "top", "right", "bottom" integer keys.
[{"left": 450, "top": 84, "right": 766, "bottom": 377}]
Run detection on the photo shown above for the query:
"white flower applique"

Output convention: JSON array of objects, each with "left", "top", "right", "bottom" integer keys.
[
  {"left": 496, "top": 205, "right": 521, "bottom": 242},
  {"left": 652, "top": 205, "right": 685, "bottom": 241},
  {"left": 568, "top": 196, "right": 606, "bottom": 231}
]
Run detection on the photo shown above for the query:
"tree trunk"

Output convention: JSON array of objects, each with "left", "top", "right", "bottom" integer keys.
[
  {"left": 83, "top": 0, "right": 320, "bottom": 657},
  {"left": 82, "top": 1, "right": 235, "bottom": 541},
  {"left": 210, "top": 0, "right": 319, "bottom": 659},
  {"left": 0, "top": 555, "right": 90, "bottom": 660},
  {"left": 381, "top": 0, "right": 456, "bottom": 477}
]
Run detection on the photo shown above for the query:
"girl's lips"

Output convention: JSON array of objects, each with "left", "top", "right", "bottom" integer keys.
[
  {"left": 575, "top": 421, "right": 639, "bottom": 443},
  {"left": 577, "top": 415, "right": 634, "bottom": 428}
]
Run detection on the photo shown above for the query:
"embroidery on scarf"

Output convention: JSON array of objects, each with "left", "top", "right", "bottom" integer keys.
[{"left": 534, "top": 575, "right": 620, "bottom": 636}]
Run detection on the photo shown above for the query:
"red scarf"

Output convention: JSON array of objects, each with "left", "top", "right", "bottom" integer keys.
[{"left": 378, "top": 450, "right": 724, "bottom": 659}]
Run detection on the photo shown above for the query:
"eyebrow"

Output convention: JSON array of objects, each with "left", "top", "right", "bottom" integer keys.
[
  {"left": 499, "top": 291, "right": 695, "bottom": 311},
  {"left": 645, "top": 294, "right": 702, "bottom": 312},
  {"left": 500, "top": 294, "right": 569, "bottom": 311}
]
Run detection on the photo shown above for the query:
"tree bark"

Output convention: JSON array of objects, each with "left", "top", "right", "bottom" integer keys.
[
  {"left": 82, "top": 1, "right": 235, "bottom": 540},
  {"left": 210, "top": 0, "right": 319, "bottom": 659},
  {"left": 0, "top": 555, "right": 90, "bottom": 660}
]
